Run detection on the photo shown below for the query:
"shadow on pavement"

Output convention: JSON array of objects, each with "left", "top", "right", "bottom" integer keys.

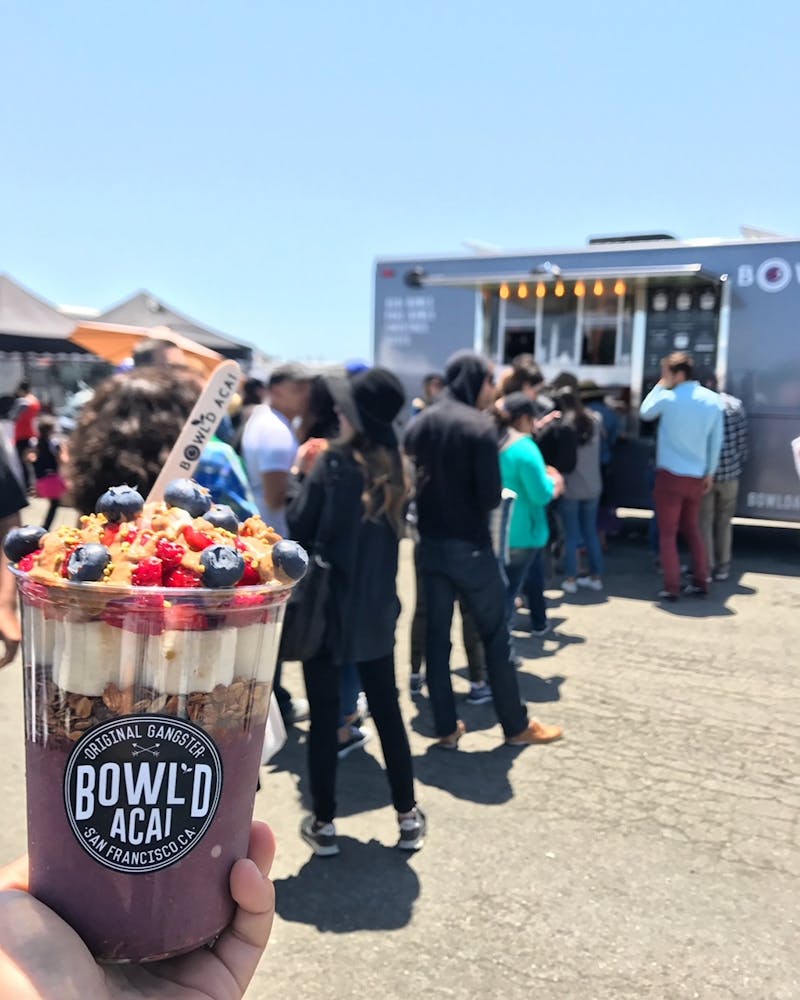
[
  {"left": 516, "top": 670, "right": 567, "bottom": 702},
  {"left": 513, "top": 630, "right": 585, "bottom": 661},
  {"left": 274, "top": 837, "right": 420, "bottom": 932},
  {"left": 412, "top": 742, "right": 519, "bottom": 804}
]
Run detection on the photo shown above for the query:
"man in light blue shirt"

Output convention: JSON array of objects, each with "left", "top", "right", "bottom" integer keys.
[{"left": 640, "top": 351, "right": 723, "bottom": 600}]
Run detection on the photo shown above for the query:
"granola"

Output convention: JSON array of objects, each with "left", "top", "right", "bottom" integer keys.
[{"left": 28, "top": 666, "right": 270, "bottom": 746}]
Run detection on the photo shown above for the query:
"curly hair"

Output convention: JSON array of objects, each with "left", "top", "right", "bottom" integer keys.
[{"left": 67, "top": 367, "right": 200, "bottom": 515}]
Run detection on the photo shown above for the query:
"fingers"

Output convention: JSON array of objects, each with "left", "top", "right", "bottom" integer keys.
[
  {"left": 245, "top": 820, "right": 276, "bottom": 877},
  {"left": 212, "top": 821, "right": 276, "bottom": 996},
  {"left": 0, "top": 855, "right": 29, "bottom": 891},
  {"left": 0, "top": 639, "right": 19, "bottom": 669}
]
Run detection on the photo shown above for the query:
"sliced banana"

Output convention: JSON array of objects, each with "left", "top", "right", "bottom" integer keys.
[
  {"left": 146, "top": 628, "right": 236, "bottom": 694},
  {"left": 53, "top": 620, "right": 126, "bottom": 696},
  {"left": 234, "top": 623, "right": 281, "bottom": 683}
]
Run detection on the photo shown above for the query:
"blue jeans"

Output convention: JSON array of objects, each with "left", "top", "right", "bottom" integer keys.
[
  {"left": 504, "top": 547, "right": 541, "bottom": 622},
  {"left": 337, "top": 661, "right": 361, "bottom": 728},
  {"left": 419, "top": 537, "right": 528, "bottom": 738},
  {"left": 561, "top": 497, "right": 603, "bottom": 578},
  {"left": 523, "top": 548, "right": 548, "bottom": 631}
]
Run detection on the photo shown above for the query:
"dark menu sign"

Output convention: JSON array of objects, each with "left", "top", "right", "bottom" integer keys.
[{"left": 642, "top": 284, "right": 719, "bottom": 397}]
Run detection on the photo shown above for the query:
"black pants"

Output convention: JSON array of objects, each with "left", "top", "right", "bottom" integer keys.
[
  {"left": 272, "top": 660, "right": 294, "bottom": 721},
  {"left": 410, "top": 541, "right": 486, "bottom": 683},
  {"left": 302, "top": 651, "right": 416, "bottom": 824},
  {"left": 42, "top": 500, "right": 59, "bottom": 531},
  {"left": 419, "top": 537, "right": 528, "bottom": 738},
  {"left": 15, "top": 441, "right": 32, "bottom": 492}
]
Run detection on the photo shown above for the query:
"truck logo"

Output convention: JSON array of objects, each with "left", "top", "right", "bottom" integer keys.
[{"left": 737, "top": 257, "right": 795, "bottom": 293}]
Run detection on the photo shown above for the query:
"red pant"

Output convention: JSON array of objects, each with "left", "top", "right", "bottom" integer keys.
[{"left": 653, "top": 469, "right": 709, "bottom": 596}]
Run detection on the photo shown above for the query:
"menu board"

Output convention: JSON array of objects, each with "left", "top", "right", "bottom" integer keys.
[{"left": 641, "top": 284, "right": 719, "bottom": 397}]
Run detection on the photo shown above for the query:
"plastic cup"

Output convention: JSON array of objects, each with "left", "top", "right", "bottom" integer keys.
[{"left": 14, "top": 573, "right": 292, "bottom": 963}]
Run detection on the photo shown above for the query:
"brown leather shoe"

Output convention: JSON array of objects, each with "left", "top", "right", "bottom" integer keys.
[
  {"left": 434, "top": 719, "right": 466, "bottom": 750},
  {"left": 506, "top": 719, "right": 563, "bottom": 746}
]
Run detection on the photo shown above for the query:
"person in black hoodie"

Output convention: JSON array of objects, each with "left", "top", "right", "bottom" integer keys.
[
  {"left": 287, "top": 367, "right": 425, "bottom": 856},
  {"left": 404, "top": 350, "right": 563, "bottom": 749}
]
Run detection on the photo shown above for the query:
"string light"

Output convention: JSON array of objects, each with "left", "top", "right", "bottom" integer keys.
[
  {"left": 517, "top": 283, "right": 528, "bottom": 299},
  {"left": 593, "top": 279, "right": 604, "bottom": 296},
  {"left": 574, "top": 280, "right": 585, "bottom": 298},
  {"left": 535, "top": 282, "right": 546, "bottom": 299},
  {"left": 614, "top": 279, "right": 626, "bottom": 296},
  {"left": 554, "top": 280, "right": 565, "bottom": 297},
  {"left": 499, "top": 283, "right": 510, "bottom": 300}
]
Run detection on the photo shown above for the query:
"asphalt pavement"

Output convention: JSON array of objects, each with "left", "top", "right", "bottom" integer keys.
[{"left": 1, "top": 506, "right": 798, "bottom": 999}]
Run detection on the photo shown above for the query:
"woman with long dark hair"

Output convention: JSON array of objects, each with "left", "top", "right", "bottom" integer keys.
[
  {"left": 287, "top": 368, "right": 424, "bottom": 856},
  {"left": 553, "top": 386, "right": 604, "bottom": 593},
  {"left": 295, "top": 374, "right": 371, "bottom": 758}
]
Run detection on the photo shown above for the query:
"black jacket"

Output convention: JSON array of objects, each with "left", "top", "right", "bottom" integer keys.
[
  {"left": 404, "top": 355, "right": 500, "bottom": 548},
  {"left": 286, "top": 447, "right": 400, "bottom": 664},
  {"left": 537, "top": 418, "right": 578, "bottom": 475}
]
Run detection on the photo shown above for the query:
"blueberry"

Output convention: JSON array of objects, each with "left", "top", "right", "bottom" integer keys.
[
  {"left": 3, "top": 526, "right": 47, "bottom": 563},
  {"left": 96, "top": 485, "right": 144, "bottom": 523},
  {"left": 164, "top": 479, "right": 212, "bottom": 519},
  {"left": 67, "top": 544, "right": 112, "bottom": 582},
  {"left": 271, "top": 540, "right": 309, "bottom": 582},
  {"left": 202, "top": 504, "right": 239, "bottom": 534},
  {"left": 200, "top": 545, "right": 245, "bottom": 588}
]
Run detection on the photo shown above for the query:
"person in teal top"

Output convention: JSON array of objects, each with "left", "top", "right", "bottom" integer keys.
[{"left": 497, "top": 394, "right": 563, "bottom": 634}]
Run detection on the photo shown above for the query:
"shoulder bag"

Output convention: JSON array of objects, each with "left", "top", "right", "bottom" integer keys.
[{"left": 278, "top": 456, "right": 339, "bottom": 663}]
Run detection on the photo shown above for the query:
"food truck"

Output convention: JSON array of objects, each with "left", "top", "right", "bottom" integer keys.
[{"left": 373, "top": 233, "right": 800, "bottom": 522}]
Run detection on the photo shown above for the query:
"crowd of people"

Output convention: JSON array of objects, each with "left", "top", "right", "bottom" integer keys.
[
  {"left": 0, "top": 337, "right": 753, "bottom": 996},
  {"left": 0, "top": 340, "right": 749, "bottom": 860}
]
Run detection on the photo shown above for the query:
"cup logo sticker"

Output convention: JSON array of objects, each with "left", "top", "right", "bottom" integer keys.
[{"left": 64, "top": 715, "right": 223, "bottom": 873}]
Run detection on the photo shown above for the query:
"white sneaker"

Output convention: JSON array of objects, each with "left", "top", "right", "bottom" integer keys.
[
  {"left": 561, "top": 579, "right": 578, "bottom": 594},
  {"left": 577, "top": 576, "right": 603, "bottom": 591}
]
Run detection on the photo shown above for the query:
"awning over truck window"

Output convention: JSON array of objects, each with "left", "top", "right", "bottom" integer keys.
[{"left": 405, "top": 263, "right": 724, "bottom": 288}]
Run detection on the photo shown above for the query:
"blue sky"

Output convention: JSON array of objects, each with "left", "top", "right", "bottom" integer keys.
[{"left": 1, "top": 1, "right": 798, "bottom": 362}]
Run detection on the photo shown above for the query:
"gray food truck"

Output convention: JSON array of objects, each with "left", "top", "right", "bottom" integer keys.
[{"left": 373, "top": 233, "right": 800, "bottom": 523}]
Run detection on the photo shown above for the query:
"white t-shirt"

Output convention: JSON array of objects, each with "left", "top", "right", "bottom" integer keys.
[{"left": 241, "top": 404, "right": 298, "bottom": 536}]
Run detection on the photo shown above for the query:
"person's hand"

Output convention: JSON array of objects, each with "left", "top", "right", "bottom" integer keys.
[
  {"left": 659, "top": 361, "right": 675, "bottom": 389},
  {"left": 0, "top": 821, "right": 276, "bottom": 1000},
  {"left": 0, "top": 602, "right": 20, "bottom": 668},
  {"left": 534, "top": 410, "right": 561, "bottom": 433},
  {"left": 546, "top": 466, "right": 565, "bottom": 498},
  {"left": 296, "top": 437, "right": 329, "bottom": 477},
  {"left": 702, "top": 475, "right": 714, "bottom": 494}
]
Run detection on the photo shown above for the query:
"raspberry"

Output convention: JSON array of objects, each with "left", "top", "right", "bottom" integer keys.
[
  {"left": 101, "top": 524, "right": 120, "bottom": 547},
  {"left": 237, "top": 560, "right": 261, "bottom": 586},
  {"left": 131, "top": 557, "right": 164, "bottom": 587},
  {"left": 156, "top": 538, "right": 185, "bottom": 568},
  {"left": 183, "top": 525, "right": 214, "bottom": 551},
  {"left": 18, "top": 551, "right": 40, "bottom": 573},
  {"left": 165, "top": 603, "right": 208, "bottom": 631},
  {"left": 102, "top": 601, "right": 124, "bottom": 628},
  {"left": 60, "top": 546, "right": 78, "bottom": 578},
  {"left": 27, "top": 582, "right": 49, "bottom": 609},
  {"left": 103, "top": 594, "right": 164, "bottom": 634},
  {"left": 229, "top": 592, "right": 265, "bottom": 627},
  {"left": 164, "top": 567, "right": 202, "bottom": 588},
  {"left": 131, "top": 594, "right": 165, "bottom": 634}
]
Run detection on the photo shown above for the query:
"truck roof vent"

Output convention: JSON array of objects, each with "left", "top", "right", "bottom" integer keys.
[{"left": 587, "top": 233, "right": 678, "bottom": 245}]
